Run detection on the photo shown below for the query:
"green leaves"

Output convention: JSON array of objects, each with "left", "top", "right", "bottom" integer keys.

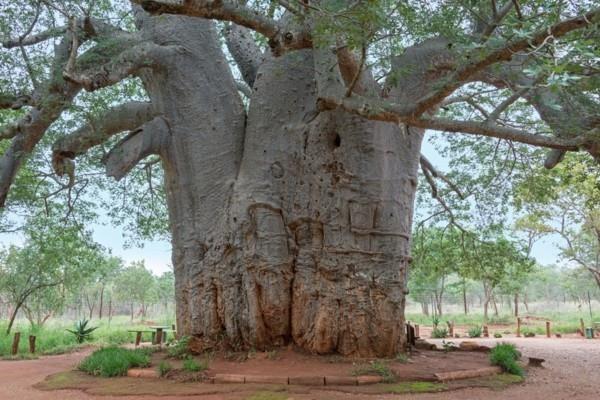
[{"left": 66, "top": 319, "right": 99, "bottom": 343}]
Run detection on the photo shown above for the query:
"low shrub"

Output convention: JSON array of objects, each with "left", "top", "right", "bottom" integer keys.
[
  {"left": 182, "top": 356, "right": 207, "bottom": 372},
  {"left": 167, "top": 336, "right": 190, "bottom": 359},
  {"left": 158, "top": 360, "right": 172, "bottom": 377},
  {"left": 489, "top": 343, "right": 523, "bottom": 377},
  {"left": 431, "top": 327, "right": 448, "bottom": 338},
  {"left": 468, "top": 326, "right": 482, "bottom": 338},
  {"left": 66, "top": 319, "right": 98, "bottom": 343},
  {"left": 494, "top": 333, "right": 503, "bottom": 338},
  {"left": 79, "top": 347, "right": 150, "bottom": 377},
  {"left": 352, "top": 360, "right": 396, "bottom": 383}
]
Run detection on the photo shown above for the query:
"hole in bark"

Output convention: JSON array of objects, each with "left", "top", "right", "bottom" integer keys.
[{"left": 333, "top": 134, "right": 341, "bottom": 147}]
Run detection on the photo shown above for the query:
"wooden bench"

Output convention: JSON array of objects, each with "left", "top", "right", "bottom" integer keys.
[{"left": 127, "top": 330, "right": 154, "bottom": 347}]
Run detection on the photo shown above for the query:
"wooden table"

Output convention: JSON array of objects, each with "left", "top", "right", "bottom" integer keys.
[{"left": 149, "top": 326, "right": 171, "bottom": 344}]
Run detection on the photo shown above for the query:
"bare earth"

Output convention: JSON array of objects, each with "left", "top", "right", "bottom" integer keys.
[{"left": 0, "top": 337, "right": 598, "bottom": 400}]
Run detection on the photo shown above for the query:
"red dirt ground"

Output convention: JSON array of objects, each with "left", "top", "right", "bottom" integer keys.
[
  {"left": 1, "top": 337, "right": 599, "bottom": 399},
  {"left": 202, "top": 347, "right": 491, "bottom": 381}
]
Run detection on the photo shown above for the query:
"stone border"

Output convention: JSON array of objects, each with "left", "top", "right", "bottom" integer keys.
[
  {"left": 127, "top": 368, "right": 504, "bottom": 385},
  {"left": 127, "top": 369, "right": 383, "bottom": 385},
  {"left": 434, "top": 366, "right": 503, "bottom": 382}
]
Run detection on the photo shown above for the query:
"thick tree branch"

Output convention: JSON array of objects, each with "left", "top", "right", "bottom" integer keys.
[
  {"left": 412, "top": 7, "right": 600, "bottom": 116},
  {"left": 52, "top": 101, "right": 156, "bottom": 179},
  {"left": 64, "top": 42, "right": 182, "bottom": 91},
  {"left": 2, "top": 18, "right": 131, "bottom": 49},
  {"left": 224, "top": 23, "right": 268, "bottom": 87},
  {"left": 103, "top": 116, "right": 170, "bottom": 180},
  {"left": 318, "top": 94, "right": 600, "bottom": 155},
  {"left": 0, "top": 20, "right": 139, "bottom": 207},
  {"left": 133, "top": 0, "right": 312, "bottom": 55},
  {"left": 0, "top": 93, "right": 33, "bottom": 110}
]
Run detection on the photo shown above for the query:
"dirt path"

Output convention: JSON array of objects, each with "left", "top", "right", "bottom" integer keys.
[{"left": 0, "top": 338, "right": 598, "bottom": 399}]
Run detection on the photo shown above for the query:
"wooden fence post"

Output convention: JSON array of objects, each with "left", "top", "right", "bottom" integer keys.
[
  {"left": 29, "top": 335, "right": 36, "bottom": 354},
  {"left": 415, "top": 324, "right": 420, "bottom": 338},
  {"left": 580, "top": 318, "right": 585, "bottom": 336},
  {"left": 483, "top": 325, "right": 489, "bottom": 338},
  {"left": 516, "top": 318, "right": 521, "bottom": 337},
  {"left": 11, "top": 332, "right": 20, "bottom": 356},
  {"left": 135, "top": 332, "right": 142, "bottom": 347},
  {"left": 546, "top": 321, "right": 551, "bottom": 338}
]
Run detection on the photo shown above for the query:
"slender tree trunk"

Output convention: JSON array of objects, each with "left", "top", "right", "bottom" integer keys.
[
  {"left": 492, "top": 295, "right": 499, "bottom": 316},
  {"left": 6, "top": 300, "right": 24, "bottom": 335},
  {"left": 421, "top": 301, "right": 429, "bottom": 316},
  {"left": 514, "top": 293, "right": 519, "bottom": 317},
  {"left": 98, "top": 285, "right": 104, "bottom": 320},
  {"left": 463, "top": 284, "right": 468, "bottom": 315}
]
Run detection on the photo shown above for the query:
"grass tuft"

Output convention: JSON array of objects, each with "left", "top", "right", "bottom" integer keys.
[
  {"left": 182, "top": 356, "right": 208, "bottom": 372},
  {"left": 489, "top": 343, "right": 524, "bottom": 377},
  {"left": 78, "top": 347, "right": 150, "bottom": 377},
  {"left": 352, "top": 360, "right": 396, "bottom": 382}
]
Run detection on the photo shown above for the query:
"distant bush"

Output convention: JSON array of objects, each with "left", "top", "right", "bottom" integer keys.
[
  {"left": 468, "top": 326, "right": 482, "bottom": 338},
  {"left": 494, "top": 333, "right": 503, "bottom": 338},
  {"left": 489, "top": 343, "right": 523, "bottom": 377},
  {"left": 79, "top": 347, "right": 150, "bottom": 377},
  {"left": 431, "top": 327, "right": 448, "bottom": 338}
]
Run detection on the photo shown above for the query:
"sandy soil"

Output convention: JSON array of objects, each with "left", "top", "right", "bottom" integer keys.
[{"left": 0, "top": 337, "right": 598, "bottom": 399}]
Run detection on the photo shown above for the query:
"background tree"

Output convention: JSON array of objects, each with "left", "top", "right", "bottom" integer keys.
[
  {"left": 1, "top": 0, "right": 599, "bottom": 356},
  {"left": 0, "top": 218, "right": 101, "bottom": 334},
  {"left": 114, "top": 261, "right": 156, "bottom": 321}
]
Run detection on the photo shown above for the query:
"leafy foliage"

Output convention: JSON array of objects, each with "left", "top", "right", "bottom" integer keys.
[
  {"left": 490, "top": 343, "right": 523, "bottom": 377},
  {"left": 468, "top": 326, "right": 482, "bottom": 338}
]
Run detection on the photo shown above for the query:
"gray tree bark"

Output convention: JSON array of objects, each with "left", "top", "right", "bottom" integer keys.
[{"left": 126, "top": 14, "right": 421, "bottom": 356}]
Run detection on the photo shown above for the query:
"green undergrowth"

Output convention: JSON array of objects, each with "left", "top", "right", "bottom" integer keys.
[
  {"left": 490, "top": 343, "right": 524, "bottom": 377},
  {"left": 78, "top": 347, "right": 151, "bottom": 377},
  {"left": 352, "top": 360, "right": 396, "bottom": 382},
  {"left": 0, "top": 316, "right": 174, "bottom": 357}
]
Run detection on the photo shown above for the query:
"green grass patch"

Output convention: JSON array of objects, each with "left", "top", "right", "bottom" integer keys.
[
  {"left": 78, "top": 347, "right": 151, "bottom": 377},
  {"left": 489, "top": 343, "right": 524, "bottom": 377},
  {"left": 0, "top": 316, "right": 175, "bottom": 357},
  {"left": 384, "top": 381, "right": 447, "bottom": 393},
  {"left": 182, "top": 356, "right": 208, "bottom": 372}
]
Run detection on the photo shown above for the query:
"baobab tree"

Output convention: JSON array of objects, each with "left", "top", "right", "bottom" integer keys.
[{"left": 1, "top": 0, "right": 599, "bottom": 356}]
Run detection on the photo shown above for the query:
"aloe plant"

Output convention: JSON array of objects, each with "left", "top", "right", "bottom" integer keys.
[{"left": 66, "top": 319, "right": 98, "bottom": 343}]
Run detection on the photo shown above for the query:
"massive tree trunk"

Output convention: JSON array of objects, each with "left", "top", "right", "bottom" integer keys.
[{"left": 131, "top": 15, "right": 421, "bottom": 356}]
